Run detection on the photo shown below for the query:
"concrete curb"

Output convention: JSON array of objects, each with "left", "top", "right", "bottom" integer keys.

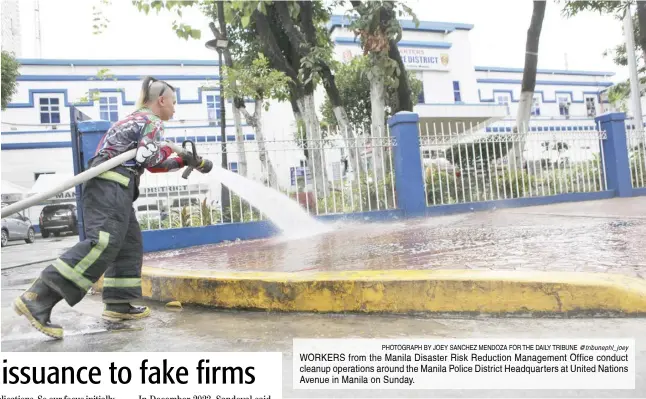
[{"left": 95, "top": 268, "right": 646, "bottom": 316}]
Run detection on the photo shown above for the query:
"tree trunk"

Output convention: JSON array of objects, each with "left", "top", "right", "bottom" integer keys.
[
  {"left": 369, "top": 74, "right": 386, "bottom": 178},
  {"left": 332, "top": 106, "right": 363, "bottom": 178},
  {"left": 388, "top": 42, "right": 414, "bottom": 112},
  {"left": 239, "top": 99, "right": 278, "bottom": 189},
  {"left": 297, "top": 95, "right": 328, "bottom": 199},
  {"left": 289, "top": 94, "right": 309, "bottom": 162},
  {"left": 512, "top": 0, "right": 546, "bottom": 170},
  {"left": 283, "top": 0, "right": 363, "bottom": 178},
  {"left": 232, "top": 107, "right": 248, "bottom": 177},
  {"left": 238, "top": 99, "right": 278, "bottom": 189},
  {"left": 208, "top": 21, "right": 248, "bottom": 177}
]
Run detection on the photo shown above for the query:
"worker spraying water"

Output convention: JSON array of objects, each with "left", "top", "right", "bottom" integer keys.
[{"left": 12, "top": 76, "right": 213, "bottom": 340}]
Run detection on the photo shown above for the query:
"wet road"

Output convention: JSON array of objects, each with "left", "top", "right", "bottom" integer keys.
[
  {"left": 1, "top": 234, "right": 77, "bottom": 269},
  {"left": 145, "top": 198, "right": 646, "bottom": 277}
]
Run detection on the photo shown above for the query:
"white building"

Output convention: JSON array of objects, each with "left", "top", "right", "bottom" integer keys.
[
  {"left": 1, "top": 15, "right": 618, "bottom": 223},
  {"left": 329, "top": 15, "right": 615, "bottom": 126}
]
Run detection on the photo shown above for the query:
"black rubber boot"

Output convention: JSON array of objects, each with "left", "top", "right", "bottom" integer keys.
[
  {"left": 13, "top": 279, "right": 64, "bottom": 339},
  {"left": 102, "top": 303, "right": 151, "bottom": 321}
]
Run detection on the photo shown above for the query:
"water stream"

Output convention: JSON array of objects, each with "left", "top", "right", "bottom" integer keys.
[{"left": 212, "top": 166, "right": 331, "bottom": 239}]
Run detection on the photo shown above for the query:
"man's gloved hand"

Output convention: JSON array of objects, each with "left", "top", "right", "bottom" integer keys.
[{"left": 162, "top": 140, "right": 184, "bottom": 155}]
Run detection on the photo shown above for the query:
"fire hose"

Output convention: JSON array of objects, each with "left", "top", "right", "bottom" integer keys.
[
  {"left": 1, "top": 149, "right": 138, "bottom": 219},
  {"left": 0, "top": 140, "right": 202, "bottom": 219}
]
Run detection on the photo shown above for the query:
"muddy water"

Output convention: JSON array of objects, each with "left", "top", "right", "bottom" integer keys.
[{"left": 144, "top": 212, "right": 646, "bottom": 277}]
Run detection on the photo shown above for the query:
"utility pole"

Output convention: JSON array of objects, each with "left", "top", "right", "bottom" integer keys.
[
  {"left": 624, "top": 4, "right": 643, "bottom": 126},
  {"left": 34, "top": 0, "right": 42, "bottom": 57}
]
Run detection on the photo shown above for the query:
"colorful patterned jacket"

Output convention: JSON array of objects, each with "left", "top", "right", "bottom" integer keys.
[{"left": 92, "top": 107, "right": 184, "bottom": 175}]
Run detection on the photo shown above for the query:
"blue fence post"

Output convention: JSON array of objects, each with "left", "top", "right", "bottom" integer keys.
[
  {"left": 73, "top": 120, "right": 112, "bottom": 240},
  {"left": 388, "top": 111, "right": 426, "bottom": 217},
  {"left": 595, "top": 112, "right": 632, "bottom": 197}
]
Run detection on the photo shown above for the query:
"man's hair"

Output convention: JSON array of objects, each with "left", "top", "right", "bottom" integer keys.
[{"left": 135, "top": 76, "right": 175, "bottom": 109}]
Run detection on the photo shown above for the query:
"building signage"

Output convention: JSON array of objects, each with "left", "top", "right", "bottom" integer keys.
[
  {"left": 143, "top": 185, "right": 190, "bottom": 194},
  {"left": 399, "top": 48, "right": 450, "bottom": 71},
  {"left": 55, "top": 191, "right": 76, "bottom": 199},
  {"left": 290, "top": 167, "right": 312, "bottom": 186},
  {"left": 340, "top": 46, "right": 450, "bottom": 71}
]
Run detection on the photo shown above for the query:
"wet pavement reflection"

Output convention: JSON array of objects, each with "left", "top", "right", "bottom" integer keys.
[{"left": 145, "top": 211, "right": 646, "bottom": 277}]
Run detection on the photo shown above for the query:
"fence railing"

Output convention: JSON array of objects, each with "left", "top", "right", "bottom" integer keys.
[
  {"left": 626, "top": 125, "right": 646, "bottom": 189},
  {"left": 136, "top": 126, "right": 397, "bottom": 231},
  {"left": 419, "top": 121, "right": 607, "bottom": 207},
  {"left": 68, "top": 112, "right": 642, "bottom": 236}
]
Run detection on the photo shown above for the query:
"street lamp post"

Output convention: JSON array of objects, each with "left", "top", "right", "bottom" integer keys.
[{"left": 206, "top": 37, "right": 231, "bottom": 222}]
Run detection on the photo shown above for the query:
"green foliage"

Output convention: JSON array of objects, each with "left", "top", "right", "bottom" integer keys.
[
  {"left": 1, "top": 51, "right": 20, "bottom": 110},
  {"left": 75, "top": 69, "right": 120, "bottom": 104},
  {"left": 131, "top": 0, "right": 202, "bottom": 40},
  {"left": 222, "top": 54, "right": 291, "bottom": 107},
  {"left": 346, "top": 0, "right": 419, "bottom": 80},
  {"left": 495, "top": 169, "right": 536, "bottom": 199},
  {"left": 224, "top": 194, "right": 263, "bottom": 223},
  {"left": 559, "top": 0, "right": 629, "bottom": 19},
  {"left": 92, "top": 0, "right": 112, "bottom": 34},
  {"left": 139, "top": 196, "right": 263, "bottom": 231},
  {"left": 560, "top": 0, "right": 641, "bottom": 105},
  {"left": 320, "top": 55, "right": 423, "bottom": 128},
  {"left": 425, "top": 168, "right": 464, "bottom": 204},
  {"left": 444, "top": 135, "right": 514, "bottom": 169},
  {"left": 629, "top": 145, "right": 645, "bottom": 187},
  {"left": 315, "top": 172, "right": 396, "bottom": 214},
  {"left": 423, "top": 162, "right": 604, "bottom": 206}
]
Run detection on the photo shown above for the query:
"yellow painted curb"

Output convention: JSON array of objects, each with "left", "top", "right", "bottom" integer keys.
[{"left": 94, "top": 268, "right": 646, "bottom": 315}]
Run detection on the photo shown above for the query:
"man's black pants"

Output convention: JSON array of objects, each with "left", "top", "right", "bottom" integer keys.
[{"left": 40, "top": 167, "right": 143, "bottom": 306}]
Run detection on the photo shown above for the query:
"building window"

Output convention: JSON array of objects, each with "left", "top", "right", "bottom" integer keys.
[
  {"left": 418, "top": 90, "right": 425, "bottom": 104},
  {"left": 39, "top": 98, "right": 60, "bottom": 124},
  {"left": 531, "top": 96, "right": 541, "bottom": 116},
  {"left": 496, "top": 95, "right": 510, "bottom": 115},
  {"left": 558, "top": 96, "right": 570, "bottom": 116},
  {"left": 585, "top": 97, "right": 596, "bottom": 117},
  {"left": 206, "top": 95, "right": 221, "bottom": 124},
  {"left": 228, "top": 162, "right": 238, "bottom": 173},
  {"left": 453, "top": 81, "right": 461, "bottom": 103},
  {"left": 99, "top": 96, "right": 119, "bottom": 122}
]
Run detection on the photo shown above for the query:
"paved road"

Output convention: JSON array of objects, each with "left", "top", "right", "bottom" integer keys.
[
  {"left": 1, "top": 234, "right": 77, "bottom": 269},
  {"left": 1, "top": 197, "right": 645, "bottom": 397}
]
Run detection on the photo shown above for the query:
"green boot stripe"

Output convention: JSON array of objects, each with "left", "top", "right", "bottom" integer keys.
[
  {"left": 75, "top": 231, "right": 110, "bottom": 275},
  {"left": 52, "top": 259, "right": 93, "bottom": 291},
  {"left": 103, "top": 277, "right": 141, "bottom": 288}
]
